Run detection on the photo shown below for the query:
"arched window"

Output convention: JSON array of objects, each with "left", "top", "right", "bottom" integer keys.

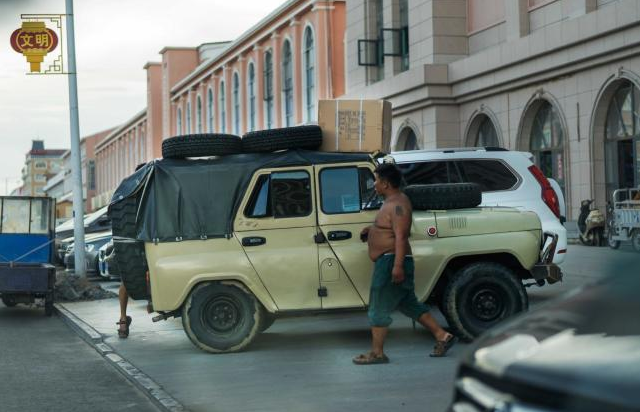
[
  {"left": 303, "top": 26, "right": 316, "bottom": 122},
  {"left": 282, "top": 40, "right": 294, "bottom": 127},
  {"left": 196, "top": 95, "right": 202, "bottom": 133},
  {"left": 186, "top": 101, "right": 192, "bottom": 134},
  {"left": 264, "top": 51, "right": 274, "bottom": 129},
  {"left": 247, "top": 63, "right": 256, "bottom": 132},
  {"left": 207, "top": 88, "right": 214, "bottom": 132},
  {"left": 475, "top": 116, "right": 499, "bottom": 147},
  {"left": 219, "top": 80, "right": 226, "bottom": 133},
  {"left": 530, "top": 101, "right": 565, "bottom": 191},
  {"left": 398, "top": 127, "right": 418, "bottom": 151},
  {"left": 177, "top": 107, "right": 183, "bottom": 135},
  {"left": 605, "top": 80, "right": 640, "bottom": 193},
  {"left": 233, "top": 72, "right": 240, "bottom": 135}
]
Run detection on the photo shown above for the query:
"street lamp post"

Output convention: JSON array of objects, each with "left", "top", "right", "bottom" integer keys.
[{"left": 65, "top": 0, "right": 86, "bottom": 277}]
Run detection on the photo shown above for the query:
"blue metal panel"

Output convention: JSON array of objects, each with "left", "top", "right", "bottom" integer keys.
[{"left": 0, "top": 234, "right": 51, "bottom": 263}]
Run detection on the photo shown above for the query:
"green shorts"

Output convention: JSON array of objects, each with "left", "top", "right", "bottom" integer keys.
[{"left": 367, "top": 254, "right": 430, "bottom": 327}]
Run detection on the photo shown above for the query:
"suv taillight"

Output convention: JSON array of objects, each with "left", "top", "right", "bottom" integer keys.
[{"left": 528, "top": 165, "right": 560, "bottom": 219}]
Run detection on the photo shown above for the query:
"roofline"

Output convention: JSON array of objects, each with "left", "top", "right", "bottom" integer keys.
[
  {"left": 170, "top": 0, "right": 316, "bottom": 96},
  {"left": 158, "top": 46, "right": 197, "bottom": 54},
  {"left": 95, "top": 108, "right": 147, "bottom": 152},
  {"left": 143, "top": 61, "right": 161, "bottom": 69}
]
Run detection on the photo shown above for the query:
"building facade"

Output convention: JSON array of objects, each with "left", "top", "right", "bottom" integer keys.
[
  {"left": 19, "top": 140, "right": 65, "bottom": 197},
  {"left": 345, "top": 0, "right": 640, "bottom": 219},
  {"left": 93, "top": 0, "right": 346, "bottom": 208}
]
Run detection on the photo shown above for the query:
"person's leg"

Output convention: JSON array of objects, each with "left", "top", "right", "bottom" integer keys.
[
  {"left": 119, "top": 283, "right": 128, "bottom": 322},
  {"left": 416, "top": 312, "right": 450, "bottom": 342},
  {"left": 371, "top": 326, "right": 388, "bottom": 356}
]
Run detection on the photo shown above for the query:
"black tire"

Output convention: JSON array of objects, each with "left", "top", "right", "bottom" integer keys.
[
  {"left": 242, "top": 125, "right": 322, "bottom": 153},
  {"left": 162, "top": 134, "right": 242, "bottom": 159},
  {"left": 182, "top": 282, "right": 262, "bottom": 353},
  {"left": 632, "top": 231, "right": 640, "bottom": 253},
  {"left": 404, "top": 183, "right": 481, "bottom": 211},
  {"left": 1, "top": 295, "right": 17, "bottom": 307},
  {"left": 112, "top": 240, "right": 149, "bottom": 300},
  {"left": 110, "top": 195, "right": 139, "bottom": 239},
  {"left": 442, "top": 262, "right": 528, "bottom": 342},
  {"left": 608, "top": 230, "right": 620, "bottom": 249},
  {"left": 44, "top": 292, "right": 54, "bottom": 317},
  {"left": 259, "top": 312, "right": 276, "bottom": 333}
]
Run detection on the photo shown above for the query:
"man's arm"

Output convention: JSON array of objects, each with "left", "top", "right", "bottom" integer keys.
[{"left": 391, "top": 201, "right": 411, "bottom": 283}]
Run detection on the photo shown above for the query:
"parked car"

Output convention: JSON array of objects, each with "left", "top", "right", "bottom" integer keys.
[
  {"left": 449, "top": 264, "right": 640, "bottom": 412},
  {"left": 109, "top": 135, "right": 562, "bottom": 354},
  {"left": 387, "top": 147, "right": 568, "bottom": 264},
  {"left": 55, "top": 206, "right": 111, "bottom": 263},
  {"left": 64, "top": 231, "right": 111, "bottom": 274},
  {"left": 97, "top": 239, "right": 120, "bottom": 280}
]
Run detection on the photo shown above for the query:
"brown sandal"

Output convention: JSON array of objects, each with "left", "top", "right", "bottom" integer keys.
[
  {"left": 116, "top": 316, "right": 132, "bottom": 338},
  {"left": 430, "top": 335, "right": 458, "bottom": 357},
  {"left": 352, "top": 351, "right": 390, "bottom": 365}
]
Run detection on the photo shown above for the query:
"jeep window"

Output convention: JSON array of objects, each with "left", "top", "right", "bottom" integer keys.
[
  {"left": 359, "top": 167, "right": 382, "bottom": 210},
  {"left": 457, "top": 160, "right": 518, "bottom": 191},
  {"left": 398, "top": 161, "right": 462, "bottom": 185},
  {"left": 320, "top": 167, "right": 361, "bottom": 214},
  {"left": 320, "top": 167, "right": 381, "bottom": 214},
  {"left": 272, "top": 171, "right": 312, "bottom": 218},
  {"left": 245, "top": 171, "right": 312, "bottom": 218},
  {"left": 245, "top": 174, "right": 271, "bottom": 218}
]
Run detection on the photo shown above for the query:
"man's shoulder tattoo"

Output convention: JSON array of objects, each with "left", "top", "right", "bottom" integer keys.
[{"left": 395, "top": 205, "right": 404, "bottom": 216}]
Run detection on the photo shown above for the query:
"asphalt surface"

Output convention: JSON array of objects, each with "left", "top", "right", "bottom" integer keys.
[
  {"left": 0, "top": 301, "right": 159, "bottom": 412},
  {"left": 6, "top": 244, "right": 638, "bottom": 412}
]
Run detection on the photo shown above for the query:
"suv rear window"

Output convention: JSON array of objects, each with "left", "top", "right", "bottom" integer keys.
[
  {"left": 399, "top": 159, "right": 517, "bottom": 192},
  {"left": 457, "top": 160, "right": 517, "bottom": 191}
]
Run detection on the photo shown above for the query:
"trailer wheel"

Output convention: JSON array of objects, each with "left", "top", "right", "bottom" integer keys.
[
  {"left": 608, "top": 230, "right": 620, "bottom": 249},
  {"left": 632, "top": 230, "right": 640, "bottom": 253},
  {"left": 1, "top": 296, "right": 17, "bottom": 307},
  {"left": 44, "top": 292, "right": 54, "bottom": 316}
]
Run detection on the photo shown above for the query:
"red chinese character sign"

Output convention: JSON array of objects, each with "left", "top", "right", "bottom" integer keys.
[{"left": 9, "top": 16, "right": 65, "bottom": 75}]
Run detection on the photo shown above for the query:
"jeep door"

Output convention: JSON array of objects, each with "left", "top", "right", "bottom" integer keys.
[
  {"left": 315, "top": 164, "right": 379, "bottom": 306},
  {"left": 234, "top": 167, "right": 321, "bottom": 310}
]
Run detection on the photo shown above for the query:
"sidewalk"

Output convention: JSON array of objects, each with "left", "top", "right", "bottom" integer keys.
[{"left": 56, "top": 281, "right": 462, "bottom": 412}]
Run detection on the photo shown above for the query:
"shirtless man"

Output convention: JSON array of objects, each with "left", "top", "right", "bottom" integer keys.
[{"left": 353, "top": 163, "right": 457, "bottom": 365}]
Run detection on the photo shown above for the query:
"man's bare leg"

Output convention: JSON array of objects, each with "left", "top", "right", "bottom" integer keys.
[
  {"left": 417, "top": 312, "right": 451, "bottom": 342},
  {"left": 371, "top": 326, "right": 388, "bottom": 356},
  {"left": 118, "top": 284, "right": 128, "bottom": 322}
]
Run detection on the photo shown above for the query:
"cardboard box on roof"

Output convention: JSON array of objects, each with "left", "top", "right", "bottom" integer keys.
[{"left": 318, "top": 99, "right": 392, "bottom": 153}]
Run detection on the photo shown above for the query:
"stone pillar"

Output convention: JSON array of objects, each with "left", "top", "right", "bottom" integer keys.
[{"left": 505, "top": 0, "right": 529, "bottom": 41}]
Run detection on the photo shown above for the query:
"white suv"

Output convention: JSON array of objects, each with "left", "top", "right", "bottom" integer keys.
[{"left": 388, "top": 148, "right": 567, "bottom": 264}]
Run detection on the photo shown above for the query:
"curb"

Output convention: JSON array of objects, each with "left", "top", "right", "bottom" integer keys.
[{"left": 54, "top": 303, "right": 188, "bottom": 412}]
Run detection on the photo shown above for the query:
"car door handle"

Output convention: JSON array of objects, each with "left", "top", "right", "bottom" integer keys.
[
  {"left": 242, "top": 236, "right": 266, "bottom": 247},
  {"left": 327, "top": 231, "right": 352, "bottom": 241}
]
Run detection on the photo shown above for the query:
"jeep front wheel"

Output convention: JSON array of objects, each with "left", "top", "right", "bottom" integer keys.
[
  {"left": 182, "top": 282, "right": 263, "bottom": 353},
  {"left": 442, "top": 262, "right": 528, "bottom": 342}
]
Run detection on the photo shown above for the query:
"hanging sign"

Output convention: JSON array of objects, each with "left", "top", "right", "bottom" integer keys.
[{"left": 9, "top": 16, "right": 65, "bottom": 75}]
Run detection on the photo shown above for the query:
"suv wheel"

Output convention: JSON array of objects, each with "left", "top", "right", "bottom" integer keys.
[
  {"left": 442, "top": 262, "right": 528, "bottom": 341},
  {"left": 182, "top": 282, "right": 263, "bottom": 353},
  {"left": 242, "top": 125, "right": 322, "bottom": 153},
  {"left": 1, "top": 295, "right": 17, "bottom": 307}
]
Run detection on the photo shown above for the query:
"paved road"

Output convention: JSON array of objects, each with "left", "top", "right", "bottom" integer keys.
[
  {"left": 58, "top": 244, "right": 640, "bottom": 412},
  {"left": 0, "top": 301, "right": 160, "bottom": 412}
]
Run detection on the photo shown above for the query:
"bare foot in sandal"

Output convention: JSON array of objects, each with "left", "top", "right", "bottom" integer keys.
[
  {"left": 116, "top": 316, "right": 132, "bottom": 339},
  {"left": 430, "top": 334, "right": 458, "bottom": 357},
  {"left": 353, "top": 351, "right": 390, "bottom": 365}
]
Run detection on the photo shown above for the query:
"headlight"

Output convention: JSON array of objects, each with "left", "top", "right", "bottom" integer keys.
[{"left": 85, "top": 244, "right": 95, "bottom": 252}]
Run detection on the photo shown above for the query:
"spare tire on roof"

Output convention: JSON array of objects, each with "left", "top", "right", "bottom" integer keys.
[
  {"left": 162, "top": 133, "right": 242, "bottom": 159},
  {"left": 405, "top": 183, "right": 481, "bottom": 210},
  {"left": 242, "top": 125, "right": 322, "bottom": 153}
]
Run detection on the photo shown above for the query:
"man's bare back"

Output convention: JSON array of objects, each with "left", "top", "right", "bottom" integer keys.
[{"left": 366, "top": 192, "right": 413, "bottom": 261}]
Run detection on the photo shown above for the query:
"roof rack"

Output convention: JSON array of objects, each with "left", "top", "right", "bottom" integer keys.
[{"left": 392, "top": 146, "right": 509, "bottom": 154}]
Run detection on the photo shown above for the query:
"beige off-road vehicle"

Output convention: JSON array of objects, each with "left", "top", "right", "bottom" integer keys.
[{"left": 109, "top": 128, "right": 561, "bottom": 353}]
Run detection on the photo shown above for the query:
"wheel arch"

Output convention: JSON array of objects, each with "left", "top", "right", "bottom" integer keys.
[{"left": 428, "top": 252, "right": 529, "bottom": 306}]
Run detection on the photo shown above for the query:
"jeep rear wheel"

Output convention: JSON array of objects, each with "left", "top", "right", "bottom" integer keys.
[
  {"left": 442, "top": 262, "right": 528, "bottom": 341},
  {"left": 241, "top": 125, "right": 322, "bottom": 153},
  {"left": 182, "top": 282, "right": 263, "bottom": 353}
]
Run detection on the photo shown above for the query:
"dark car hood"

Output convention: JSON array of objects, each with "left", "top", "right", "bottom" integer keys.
[{"left": 463, "top": 269, "right": 640, "bottom": 410}]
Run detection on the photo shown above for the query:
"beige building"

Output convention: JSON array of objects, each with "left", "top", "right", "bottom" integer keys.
[
  {"left": 20, "top": 140, "right": 65, "bottom": 197},
  {"left": 345, "top": 0, "right": 640, "bottom": 219}
]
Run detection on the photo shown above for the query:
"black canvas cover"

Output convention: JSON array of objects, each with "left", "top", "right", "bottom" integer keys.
[{"left": 110, "top": 150, "right": 372, "bottom": 242}]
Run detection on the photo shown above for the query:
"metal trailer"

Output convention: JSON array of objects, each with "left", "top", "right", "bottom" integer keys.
[
  {"left": 0, "top": 196, "right": 56, "bottom": 315},
  {"left": 608, "top": 188, "right": 640, "bottom": 252}
]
